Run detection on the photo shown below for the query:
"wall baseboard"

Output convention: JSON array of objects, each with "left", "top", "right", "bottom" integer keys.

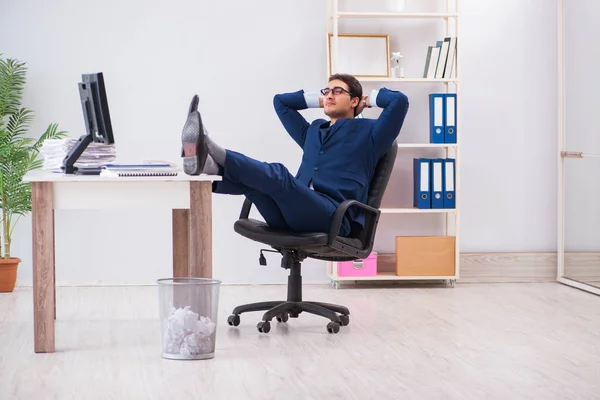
[
  {"left": 374, "top": 252, "right": 556, "bottom": 283},
  {"left": 458, "top": 252, "right": 557, "bottom": 283},
  {"left": 377, "top": 251, "right": 600, "bottom": 283}
]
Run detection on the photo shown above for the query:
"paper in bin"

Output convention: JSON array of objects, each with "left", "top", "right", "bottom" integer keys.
[{"left": 163, "top": 306, "right": 216, "bottom": 356}]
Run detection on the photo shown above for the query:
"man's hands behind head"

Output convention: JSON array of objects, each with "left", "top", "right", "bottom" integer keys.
[{"left": 355, "top": 95, "right": 371, "bottom": 116}]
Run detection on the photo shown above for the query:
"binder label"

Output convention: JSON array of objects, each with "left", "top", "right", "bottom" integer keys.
[
  {"left": 434, "top": 97, "right": 443, "bottom": 134},
  {"left": 421, "top": 162, "right": 429, "bottom": 190}
]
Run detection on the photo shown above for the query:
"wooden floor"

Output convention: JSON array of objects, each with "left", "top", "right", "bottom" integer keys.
[{"left": 1, "top": 282, "right": 600, "bottom": 399}]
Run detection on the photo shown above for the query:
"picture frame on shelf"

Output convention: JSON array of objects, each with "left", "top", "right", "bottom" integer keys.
[{"left": 327, "top": 33, "right": 390, "bottom": 78}]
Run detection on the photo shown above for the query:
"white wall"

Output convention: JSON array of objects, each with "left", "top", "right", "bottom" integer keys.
[
  {"left": 1, "top": 0, "right": 558, "bottom": 286},
  {"left": 459, "top": 1, "right": 558, "bottom": 252}
]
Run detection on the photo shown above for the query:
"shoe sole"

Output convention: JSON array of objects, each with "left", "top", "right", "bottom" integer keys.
[{"left": 181, "top": 95, "right": 208, "bottom": 175}]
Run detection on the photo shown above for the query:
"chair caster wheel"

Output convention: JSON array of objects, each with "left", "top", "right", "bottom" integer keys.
[
  {"left": 327, "top": 322, "right": 340, "bottom": 334},
  {"left": 276, "top": 313, "right": 289, "bottom": 323},
  {"left": 257, "top": 321, "right": 271, "bottom": 333},
  {"left": 227, "top": 314, "right": 240, "bottom": 326},
  {"left": 340, "top": 315, "right": 350, "bottom": 326}
]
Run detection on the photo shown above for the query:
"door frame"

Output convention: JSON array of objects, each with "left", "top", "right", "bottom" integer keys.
[{"left": 557, "top": 0, "right": 600, "bottom": 296}]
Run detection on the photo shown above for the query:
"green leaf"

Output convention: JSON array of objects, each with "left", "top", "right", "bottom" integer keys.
[
  {"left": 0, "top": 57, "right": 27, "bottom": 120},
  {"left": 0, "top": 53, "right": 68, "bottom": 258}
]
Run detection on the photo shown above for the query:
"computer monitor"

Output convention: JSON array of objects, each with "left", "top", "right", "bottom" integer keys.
[{"left": 61, "top": 72, "right": 115, "bottom": 174}]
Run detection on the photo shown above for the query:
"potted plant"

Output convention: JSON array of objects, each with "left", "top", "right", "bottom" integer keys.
[{"left": 0, "top": 54, "right": 67, "bottom": 292}]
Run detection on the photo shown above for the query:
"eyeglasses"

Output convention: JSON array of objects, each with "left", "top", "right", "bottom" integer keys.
[{"left": 320, "top": 86, "right": 353, "bottom": 96}]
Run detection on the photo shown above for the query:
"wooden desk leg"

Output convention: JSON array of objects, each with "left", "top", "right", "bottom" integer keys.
[
  {"left": 31, "top": 182, "right": 55, "bottom": 353},
  {"left": 172, "top": 209, "right": 190, "bottom": 277},
  {"left": 189, "top": 181, "right": 212, "bottom": 278}
]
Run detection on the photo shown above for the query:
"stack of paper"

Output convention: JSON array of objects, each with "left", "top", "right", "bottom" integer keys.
[{"left": 40, "top": 138, "right": 117, "bottom": 171}]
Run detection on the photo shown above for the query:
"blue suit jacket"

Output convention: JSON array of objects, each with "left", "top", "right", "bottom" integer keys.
[{"left": 273, "top": 88, "right": 409, "bottom": 229}]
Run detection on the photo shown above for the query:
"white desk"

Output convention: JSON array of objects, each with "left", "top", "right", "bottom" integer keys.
[{"left": 23, "top": 170, "right": 221, "bottom": 353}]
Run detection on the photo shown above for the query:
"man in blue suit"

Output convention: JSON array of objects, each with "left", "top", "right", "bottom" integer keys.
[{"left": 181, "top": 73, "right": 409, "bottom": 237}]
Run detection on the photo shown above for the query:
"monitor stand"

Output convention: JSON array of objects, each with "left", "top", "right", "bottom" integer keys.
[{"left": 61, "top": 134, "right": 98, "bottom": 174}]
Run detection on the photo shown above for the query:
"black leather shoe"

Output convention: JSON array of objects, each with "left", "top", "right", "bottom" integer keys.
[{"left": 181, "top": 95, "right": 209, "bottom": 175}]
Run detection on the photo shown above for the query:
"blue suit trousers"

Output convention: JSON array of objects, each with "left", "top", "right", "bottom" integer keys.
[{"left": 213, "top": 150, "right": 351, "bottom": 236}]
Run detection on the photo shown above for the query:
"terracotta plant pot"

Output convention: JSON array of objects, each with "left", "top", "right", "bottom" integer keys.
[{"left": 0, "top": 257, "right": 21, "bottom": 293}]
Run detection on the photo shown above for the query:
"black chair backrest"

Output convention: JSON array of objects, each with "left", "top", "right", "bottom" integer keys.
[
  {"left": 349, "top": 140, "right": 397, "bottom": 247},
  {"left": 367, "top": 140, "right": 398, "bottom": 209}
]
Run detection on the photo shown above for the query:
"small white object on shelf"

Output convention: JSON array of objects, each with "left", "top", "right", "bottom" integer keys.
[
  {"left": 391, "top": 67, "right": 404, "bottom": 78},
  {"left": 386, "top": 0, "right": 406, "bottom": 12},
  {"left": 390, "top": 52, "right": 404, "bottom": 78}
]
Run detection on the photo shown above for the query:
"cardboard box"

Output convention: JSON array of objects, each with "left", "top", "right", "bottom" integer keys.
[{"left": 395, "top": 236, "right": 455, "bottom": 276}]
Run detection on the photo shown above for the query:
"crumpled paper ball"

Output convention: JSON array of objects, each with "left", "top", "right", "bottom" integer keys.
[{"left": 163, "top": 306, "right": 216, "bottom": 356}]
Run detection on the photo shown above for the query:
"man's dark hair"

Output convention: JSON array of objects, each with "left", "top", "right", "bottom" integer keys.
[{"left": 329, "top": 73, "right": 363, "bottom": 116}]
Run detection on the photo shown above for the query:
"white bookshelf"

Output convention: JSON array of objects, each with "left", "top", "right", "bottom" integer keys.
[
  {"left": 327, "top": 272, "right": 457, "bottom": 282},
  {"left": 380, "top": 208, "right": 457, "bottom": 214},
  {"left": 335, "top": 12, "right": 458, "bottom": 19},
  {"left": 325, "top": 0, "right": 460, "bottom": 288},
  {"left": 357, "top": 77, "right": 458, "bottom": 83},
  {"left": 396, "top": 143, "right": 457, "bottom": 148}
]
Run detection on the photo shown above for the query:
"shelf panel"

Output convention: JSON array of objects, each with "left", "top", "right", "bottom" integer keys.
[
  {"left": 356, "top": 77, "right": 458, "bottom": 83},
  {"left": 335, "top": 12, "right": 458, "bottom": 19},
  {"left": 328, "top": 272, "right": 455, "bottom": 281},
  {"left": 380, "top": 207, "right": 456, "bottom": 214},
  {"left": 396, "top": 143, "right": 457, "bottom": 148}
]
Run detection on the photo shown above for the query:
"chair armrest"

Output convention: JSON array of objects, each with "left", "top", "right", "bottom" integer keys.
[
  {"left": 239, "top": 198, "right": 253, "bottom": 219},
  {"left": 328, "top": 199, "right": 380, "bottom": 245}
]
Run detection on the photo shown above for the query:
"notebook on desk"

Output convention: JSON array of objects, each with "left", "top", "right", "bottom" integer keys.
[{"left": 100, "top": 163, "right": 179, "bottom": 177}]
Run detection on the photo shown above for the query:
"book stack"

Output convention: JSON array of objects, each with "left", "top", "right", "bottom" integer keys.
[
  {"left": 423, "top": 37, "right": 457, "bottom": 79},
  {"left": 40, "top": 138, "right": 117, "bottom": 172}
]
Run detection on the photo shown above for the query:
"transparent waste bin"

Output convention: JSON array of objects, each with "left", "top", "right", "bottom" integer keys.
[{"left": 157, "top": 277, "right": 221, "bottom": 360}]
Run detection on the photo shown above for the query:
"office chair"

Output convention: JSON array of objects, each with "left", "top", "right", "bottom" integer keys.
[{"left": 227, "top": 140, "right": 398, "bottom": 334}]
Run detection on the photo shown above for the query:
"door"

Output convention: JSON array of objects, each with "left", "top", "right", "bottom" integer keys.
[{"left": 558, "top": 0, "right": 600, "bottom": 294}]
